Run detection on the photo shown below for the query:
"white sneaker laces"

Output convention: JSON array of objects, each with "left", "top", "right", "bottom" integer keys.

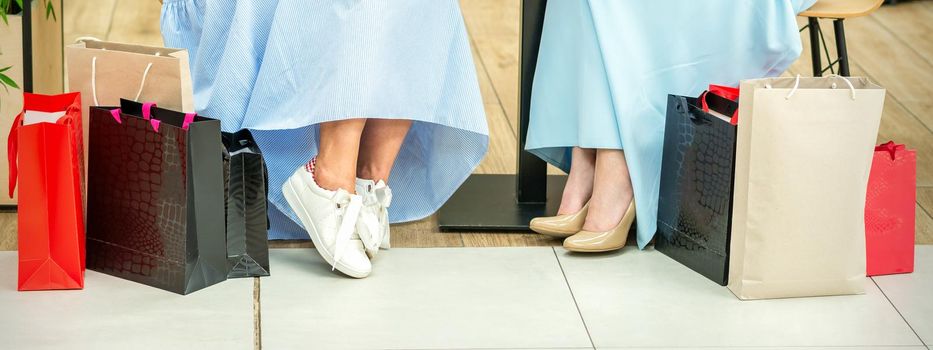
[
  {"left": 331, "top": 190, "right": 363, "bottom": 270},
  {"left": 359, "top": 185, "right": 392, "bottom": 252}
]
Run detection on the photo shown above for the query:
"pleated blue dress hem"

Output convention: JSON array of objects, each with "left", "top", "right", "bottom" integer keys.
[{"left": 162, "top": 0, "right": 489, "bottom": 240}]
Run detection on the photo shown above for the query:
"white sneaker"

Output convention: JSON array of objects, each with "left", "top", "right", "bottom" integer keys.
[
  {"left": 356, "top": 178, "right": 392, "bottom": 257},
  {"left": 282, "top": 167, "right": 372, "bottom": 278}
]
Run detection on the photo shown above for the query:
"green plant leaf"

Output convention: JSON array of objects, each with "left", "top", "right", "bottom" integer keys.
[
  {"left": 0, "top": 71, "right": 19, "bottom": 90},
  {"left": 45, "top": 1, "right": 56, "bottom": 21},
  {"left": 15, "top": 0, "right": 22, "bottom": 8},
  {"left": 0, "top": 11, "right": 8, "bottom": 26},
  {"left": 0, "top": 66, "right": 11, "bottom": 73}
]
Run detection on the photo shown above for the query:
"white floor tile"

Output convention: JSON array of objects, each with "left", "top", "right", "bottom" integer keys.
[
  {"left": 557, "top": 247, "right": 922, "bottom": 348},
  {"left": 0, "top": 252, "right": 255, "bottom": 350},
  {"left": 260, "top": 248, "right": 591, "bottom": 350},
  {"left": 874, "top": 245, "right": 933, "bottom": 345},
  {"left": 603, "top": 347, "right": 928, "bottom": 350}
]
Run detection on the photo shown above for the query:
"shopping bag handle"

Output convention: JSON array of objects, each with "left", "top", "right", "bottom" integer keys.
[
  {"left": 698, "top": 90, "right": 739, "bottom": 125},
  {"left": 7, "top": 112, "right": 22, "bottom": 198},
  {"left": 141, "top": 102, "right": 162, "bottom": 132},
  {"left": 110, "top": 109, "right": 123, "bottom": 124},
  {"left": 91, "top": 56, "right": 155, "bottom": 106},
  {"left": 120, "top": 99, "right": 198, "bottom": 131},
  {"left": 5, "top": 108, "right": 81, "bottom": 197},
  {"left": 183, "top": 113, "right": 196, "bottom": 130},
  {"left": 766, "top": 74, "right": 857, "bottom": 100},
  {"left": 700, "top": 84, "right": 740, "bottom": 125},
  {"left": 709, "top": 84, "right": 739, "bottom": 101},
  {"left": 145, "top": 104, "right": 196, "bottom": 130}
]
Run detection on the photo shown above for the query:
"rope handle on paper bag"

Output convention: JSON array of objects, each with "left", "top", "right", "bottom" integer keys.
[
  {"left": 74, "top": 36, "right": 102, "bottom": 44},
  {"left": 90, "top": 52, "right": 160, "bottom": 106},
  {"left": 765, "top": 74, "right": 856, "bottom": 100}
]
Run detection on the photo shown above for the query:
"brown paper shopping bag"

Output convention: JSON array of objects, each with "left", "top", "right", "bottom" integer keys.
[
  {"left": 728, "top": 76, "right": 885, "bottom": 300},
  {"left": 66, "top": 40, "right": 194, "bottom": 170}
]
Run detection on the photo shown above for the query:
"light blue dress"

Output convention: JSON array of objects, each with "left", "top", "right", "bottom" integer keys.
[
  {"left": 161, "top": 0, "right": 489, "bottom": 239},
  {"left": 526, "top": 0, "right": 816, "bottom": 248}
]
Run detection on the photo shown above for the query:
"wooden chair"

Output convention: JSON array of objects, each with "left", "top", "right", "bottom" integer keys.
[{"left": 799, "top": 0, "right": 884, "bottom": 76}]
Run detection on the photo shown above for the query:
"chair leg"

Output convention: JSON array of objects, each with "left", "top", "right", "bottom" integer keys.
[
  {"left": 808, "top": 17, "right": 822, "bottom": 77},
  {"left": 833, "top": 19, "right": 850, "bottom": 76}
]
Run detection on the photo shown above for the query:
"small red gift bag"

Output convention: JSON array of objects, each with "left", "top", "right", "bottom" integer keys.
[
  {"left": 7, "top": 92, "right": 86, "bottom": 290},
  {"left": 865, "top": 141, "right": 916, "bottom": 276}
]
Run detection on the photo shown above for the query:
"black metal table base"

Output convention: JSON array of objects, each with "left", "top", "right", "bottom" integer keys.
[
  {"left": 437, "top": 174, "right": 565, "bottom": 232},
  {"left": 436, "top": 0, "right": 551, "bottom": 232}
]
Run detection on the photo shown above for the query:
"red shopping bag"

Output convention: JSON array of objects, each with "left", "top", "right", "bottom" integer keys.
[
  {"left": 865, "top": 141, "right": 916, "bottom": 276},
  {"left": 7, "top": 92, "right": 86, "bottom": 291},
  {"left": 701, "top": 84, "right": 740, "bottom": 125}
]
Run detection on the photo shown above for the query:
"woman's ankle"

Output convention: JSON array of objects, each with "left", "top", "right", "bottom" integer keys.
[
  {"left": 356, "top": 165, "right": 390, "bottom": 184},
  {"left": 583, "top": 192, "right": 633, "bottom": 232},
  {"left": 558, "top": 180, "right": 592, "bottom": 214},
  {"left": 313, "top": 158, "right": 357, "bottom": 193}
]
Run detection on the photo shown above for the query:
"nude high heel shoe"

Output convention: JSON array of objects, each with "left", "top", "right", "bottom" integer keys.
[
  {"left": 563, "top": 201, "right": 635, "bottom": 253},
  {"left": 529, "top": 203, "right": 589, "bottom": 238}
]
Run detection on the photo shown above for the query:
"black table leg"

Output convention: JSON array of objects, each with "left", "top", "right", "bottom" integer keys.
[
  {"left": 808, "top": 17, "right": 822, "bottom": 77},
  {"left": 437, "top": 0, "right": 566, "bottom": 232},
  {"left": 833, "top": 19, "right": 850, "bottom": 77}
]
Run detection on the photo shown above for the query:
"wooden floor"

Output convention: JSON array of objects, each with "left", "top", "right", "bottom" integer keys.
[{"left": 1, "top": 0, "right": 931, "bottom": 250}]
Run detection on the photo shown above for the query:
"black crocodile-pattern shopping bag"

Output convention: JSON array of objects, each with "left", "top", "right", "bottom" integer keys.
[
  {"left": 656, "top": 92, "right": 738, "bottom": 286},
  {"left": 86, "top": 99, "right": 226, "bottom": 295},
  {"left": 222, "top": 129, "right": 271, "bottom": 278}
]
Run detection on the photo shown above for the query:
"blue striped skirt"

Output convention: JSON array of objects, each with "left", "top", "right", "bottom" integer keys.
[{"left": 161, "top": 0, "right": 489, "bottom": 239}]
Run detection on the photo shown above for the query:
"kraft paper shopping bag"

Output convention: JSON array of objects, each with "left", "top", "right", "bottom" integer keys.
[
  {"left": 729, "top": 76, "right": 885, "bottom": 299},
  {"left": 66, "top": 40, "right": 194, "bottom": 182}
]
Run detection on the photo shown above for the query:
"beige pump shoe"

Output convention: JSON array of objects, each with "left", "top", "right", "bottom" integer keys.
[
  {"left": 563, "top": 201, "right": 636, "bottom": 253},
  {"left": 529, "top": 203, "right": 589, "bottom": 238}
]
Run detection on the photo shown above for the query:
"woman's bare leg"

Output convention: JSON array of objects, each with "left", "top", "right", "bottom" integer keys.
[
  {"left": 558, "top": 147, "right": 596, "bottom": 215},
  {"left": 357, "top": 119, "right": 413, "bottom": 182},
  {"left": 315, "top": 119, "right": 368, "bottom": 193},
  {"left": 583, "top": 149, "right": 634, "bottom": 231}
]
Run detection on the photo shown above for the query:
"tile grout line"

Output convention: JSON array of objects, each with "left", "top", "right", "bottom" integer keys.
[
  {"left": 919, "top": 200, "right": 933, "bottom": 223},
  {"left": 871, "top": 277, "right": 926, "bottom": 347},
  {"left": 254, "top": 277, "right": 262, "bottom": 350},
  {"left": 551, "top": 247, "right": 597, "bottom": 350}
]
